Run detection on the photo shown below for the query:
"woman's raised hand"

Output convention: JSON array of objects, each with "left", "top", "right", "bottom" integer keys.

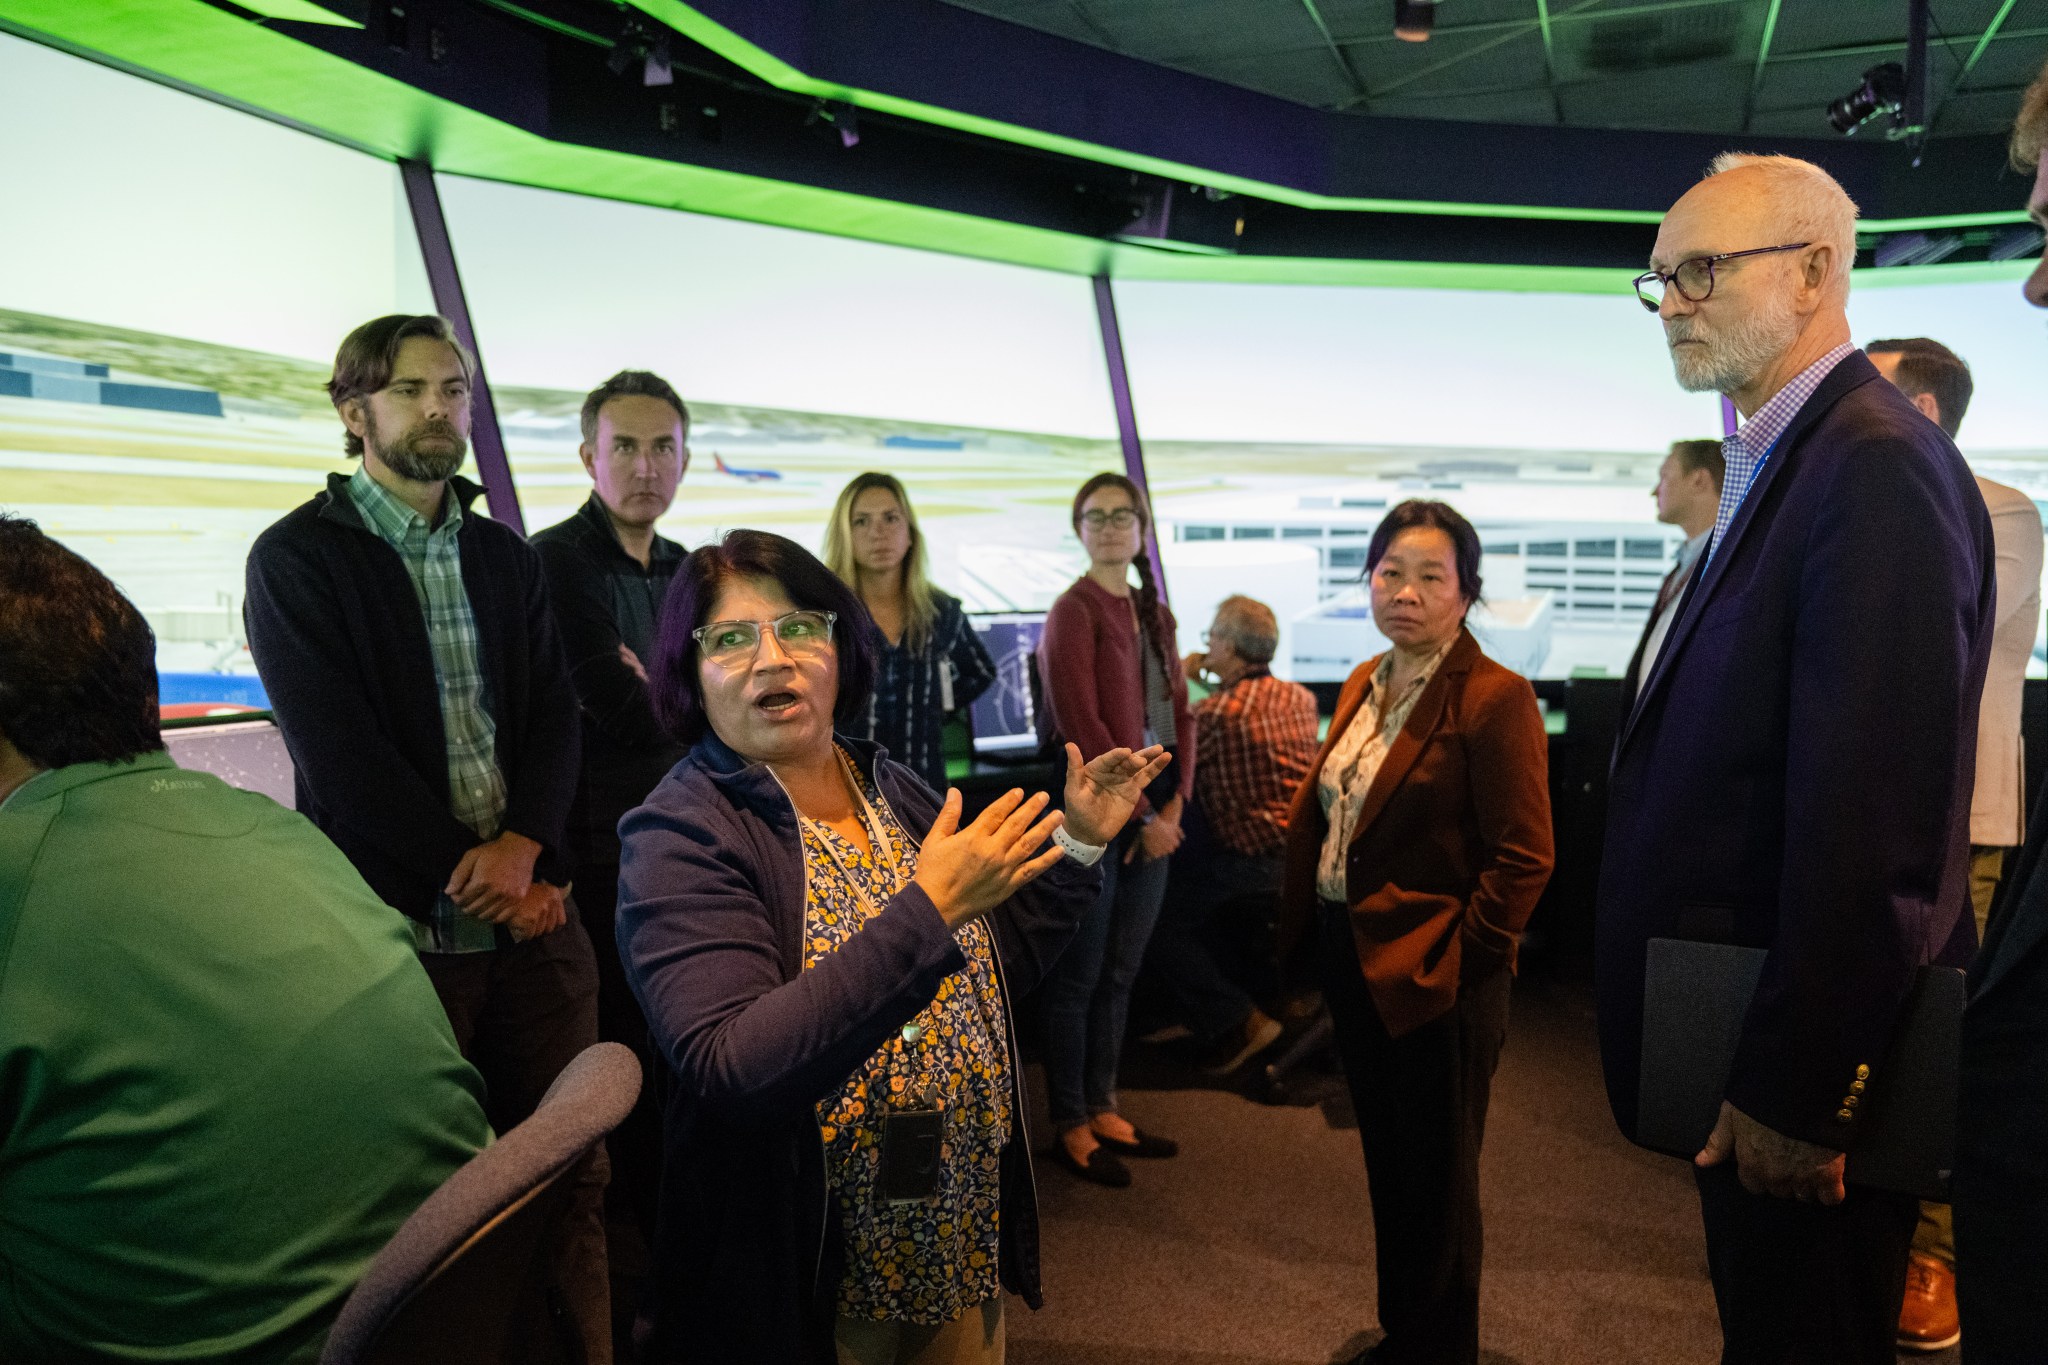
[
  {"left": 1060, "top": 742, "right": 1172, "bottom": 849},
  {"left": 913, "top": 787, "right": 1067, "bottom": 930}
]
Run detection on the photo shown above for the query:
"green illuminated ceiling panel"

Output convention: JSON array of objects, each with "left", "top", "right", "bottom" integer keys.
[
  {"left": 628, "top": 0, "right": 1670, "bottom": 226},
  {"left": 231, "top": 0, "right": 362, "bottom": 26},
  {"left": 0, "top": 0, "right": 2031, "bottom": 295},
  {"left": 627, "top": 0, "right": 2035, "bottom": 236}
]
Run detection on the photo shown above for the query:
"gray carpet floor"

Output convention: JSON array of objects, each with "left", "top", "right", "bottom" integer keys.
[{"left": 1008, "top": 969, "right": 1958, "bottom": 1365}]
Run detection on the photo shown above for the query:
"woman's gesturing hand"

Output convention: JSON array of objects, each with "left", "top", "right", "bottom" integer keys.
[
  {"left": 1061, "top": 742, "right": 1172, "bottom": 849},
  {"left": 913, "top": 787, "right": 1067, "bottom": 930}
]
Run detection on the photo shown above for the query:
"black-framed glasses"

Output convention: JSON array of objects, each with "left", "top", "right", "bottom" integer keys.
[
  {"left": 691, "top": 609, "right": 837, "bottom": 665},
  {"left": 1633, "top": 242, "right": 1811, "bottom": 312},
  {"left": 1080, "top": 507, "right": 1140, "bottom": 530}
]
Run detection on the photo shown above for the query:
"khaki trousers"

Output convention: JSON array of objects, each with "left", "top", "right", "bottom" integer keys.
[
  {"left": 1913, "top": 844, "right": 2007, "bottom": 1266},
  {"left": 835, "top": 1298, "right": 1005, "bottom": 1365}
]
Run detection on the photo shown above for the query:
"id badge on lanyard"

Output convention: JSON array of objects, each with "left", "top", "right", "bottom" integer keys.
[
  {"left": 876, "top": 1063, "right": 944, "bottom": 1205},
  {"left": 812, "top": 766, "right": 946, "bottom": 1206}
]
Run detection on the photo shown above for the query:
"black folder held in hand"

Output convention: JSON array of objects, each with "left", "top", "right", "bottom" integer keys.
[{"left": 1635, "top": 938, "right": 1964, "bottom": 1200}]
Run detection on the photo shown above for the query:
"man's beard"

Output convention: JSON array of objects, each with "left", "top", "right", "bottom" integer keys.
[
  {"left": 1665, "top": 292, "right": 1800, "bottom": 395},
  {"left": 365, "top": 408, "right": 467, "bottom": 482}
]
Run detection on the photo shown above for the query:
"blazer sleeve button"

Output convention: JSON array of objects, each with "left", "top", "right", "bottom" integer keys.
[{"left": 1835, "top": 1108, "right": 1854, "bottom": 1123}]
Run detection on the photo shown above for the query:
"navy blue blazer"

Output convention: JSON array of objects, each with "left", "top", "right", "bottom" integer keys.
[
  {"left": 1595, "top": 350, "right": 1993, "bottom": 1152},
  {"left": 616, "top": 731, "right": 1101, "bottom": 1365}
]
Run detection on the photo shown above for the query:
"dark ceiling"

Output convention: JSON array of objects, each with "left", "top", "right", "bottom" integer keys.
[{"left": 934, "top": 0, "right": 2048, "bottom": 140}]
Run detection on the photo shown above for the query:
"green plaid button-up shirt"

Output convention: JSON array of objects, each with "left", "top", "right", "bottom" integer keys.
[{"left": 348, "top": 463, "right": 506, "bottom": 954}]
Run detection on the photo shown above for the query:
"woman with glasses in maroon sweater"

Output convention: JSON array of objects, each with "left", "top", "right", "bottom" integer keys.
[{"left": 1034, "top": 473, "right": 1197, "bottom": 1187}]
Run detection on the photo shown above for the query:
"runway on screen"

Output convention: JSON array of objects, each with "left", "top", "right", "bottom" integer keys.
[{"left": 1011, "top": 959, "right": 1954, "bottom": 1365}]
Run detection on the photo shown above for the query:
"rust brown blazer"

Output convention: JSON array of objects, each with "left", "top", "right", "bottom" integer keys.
[{"left": 1281, "top": 628, "right": 1554, "bottom": 1038}]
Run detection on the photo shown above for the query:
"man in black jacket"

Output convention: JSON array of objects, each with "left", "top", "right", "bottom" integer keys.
[
  {"left": 531, "top": 370, "right": 689, "bottom": 1251},
  {"left": 1954, "top": 62, "right": 2048, "bottom": 1364},
  {"left": 1598, "top": 156, "right": 1991, "bottom": 1363},
  {"left": 244, "top": 314, "right": 609, "bottom": 1362}
]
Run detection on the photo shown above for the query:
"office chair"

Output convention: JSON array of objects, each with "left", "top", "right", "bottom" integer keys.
[{"left": 320, "top": 1041, "right": 642, "bottom": 1365}]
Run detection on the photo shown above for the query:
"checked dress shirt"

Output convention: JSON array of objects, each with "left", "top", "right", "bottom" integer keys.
[{"left": 1704, "top": 343, "right": 1856, "bottom": 568}]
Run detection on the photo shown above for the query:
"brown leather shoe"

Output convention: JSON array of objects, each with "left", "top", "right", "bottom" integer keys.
[{"left": 1897, "top": 1251, "right": 1961, "bottom": 1352}]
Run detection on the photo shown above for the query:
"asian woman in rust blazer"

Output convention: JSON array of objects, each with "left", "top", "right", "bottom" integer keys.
[{"left": 1280, "top": 500, "right": 1553, "bottom": 1365}]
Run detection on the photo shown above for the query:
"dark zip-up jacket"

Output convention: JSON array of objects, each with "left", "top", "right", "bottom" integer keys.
[
  {"left": 616, "top": 732, "right": 1100, "bottom": 1364},
  {"left": 243, "top": 472, "right": 580, "bottom": 918},
  {"left": 530, "top": 494, "right": 686, "bottom": 868}
]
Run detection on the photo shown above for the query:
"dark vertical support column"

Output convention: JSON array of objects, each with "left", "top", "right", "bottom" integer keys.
[
  {"left": 398, "top": 158, "right": 524, "bottom": 536},
  {"left": 1092, "top": 273, "right": 1167, "bottom": 601}
]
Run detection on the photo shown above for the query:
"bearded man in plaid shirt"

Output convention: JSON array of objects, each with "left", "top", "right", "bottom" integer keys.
[
  {"left": 245, "top": 315, "right": 610, "bottom": 1362},
  {"left": 1149, "top": 595, "right": 1321, "bottom": 1075}
]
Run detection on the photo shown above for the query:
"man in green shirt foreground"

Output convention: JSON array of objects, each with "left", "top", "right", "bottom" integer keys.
[{"left": 0, "top": 514, "right": 491, "bottom": 1363}]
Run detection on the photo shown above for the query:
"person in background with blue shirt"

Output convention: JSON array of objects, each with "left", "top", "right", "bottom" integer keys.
[{"left": 824, "top": 472, "right": 996, "bottom": 793}]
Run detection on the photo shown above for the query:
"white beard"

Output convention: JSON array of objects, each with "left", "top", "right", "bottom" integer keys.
[{"left": 1666, "top": 293, "right": 1801, "bottom": 395}]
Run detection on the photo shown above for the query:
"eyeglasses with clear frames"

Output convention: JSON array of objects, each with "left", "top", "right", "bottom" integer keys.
[
  {"left": 1633, "top": 242, "right": 1811, "bottom": 313},
  {"left": 1080, "top": 507, "right": 1141, "bottom": 530},
  {"left": 692, "top": 610, "right": 838, "bottom": 665}
]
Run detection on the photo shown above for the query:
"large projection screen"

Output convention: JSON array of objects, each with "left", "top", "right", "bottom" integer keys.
[
  {"left": 436, "top": 175, "right": 1124, "bottom": 613},
  {"left": 1115, "top": 273, "right": 2048, "bottom": 680},
  {"left": 0, "top": 30, "right": 435, "bottom": 700}
]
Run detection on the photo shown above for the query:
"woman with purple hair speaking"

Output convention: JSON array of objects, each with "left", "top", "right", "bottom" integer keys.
[{"left": 614, "top": 528, "right": 1167, "bottom": 1365}]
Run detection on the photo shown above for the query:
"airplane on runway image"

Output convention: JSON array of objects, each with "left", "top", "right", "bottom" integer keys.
[{"left": 713, "top": 451, "right": 784, "bottom": 482}]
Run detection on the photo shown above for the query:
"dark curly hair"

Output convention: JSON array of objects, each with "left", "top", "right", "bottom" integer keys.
[
  {"left": 649, "top": 529, "right": 875, "bottom": 746},
  {"left": 0, "top": 514, "right": 164, "bottom": 767}
]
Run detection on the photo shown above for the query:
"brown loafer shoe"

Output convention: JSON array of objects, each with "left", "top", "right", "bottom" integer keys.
[
  {"left": 1198, "top": 1008, "right": 1285, "bottom": 1076},
  {"left": 1897, "top": 1251, "right": 1960, "bottom": 1352}
]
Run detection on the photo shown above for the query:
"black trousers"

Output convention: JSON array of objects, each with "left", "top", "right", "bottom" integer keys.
[
  {"left": 1691, "top": 1161, "right": 1917, "bottom": 1365},
  {"left": 1152, "top": 843, "right": 1281, "bottom": 1043},
  {"left": 1954, "top": 942, "right": 2048, "bottom": 1364},
  {"left": 1319, "top": 903, "right": 1511, "bottom": 1365},
  {"left": 573, "top": 864, "right": 665, "bottom": 1246},
  {"left": 422, "top": 919, "right": 610, "bottom": 1364}
]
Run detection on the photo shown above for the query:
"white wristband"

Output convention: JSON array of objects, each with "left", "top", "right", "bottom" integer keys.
[{"left": 1052, "top": 824, "right": 1107, "bottom": 867}]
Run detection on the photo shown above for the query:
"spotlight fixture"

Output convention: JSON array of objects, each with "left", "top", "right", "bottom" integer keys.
[
  {"left": 643, "top": 35, "right": 673, "bottom": 87},
  {"left": 1826, "top": 62, "right": 1908, "bottom": 135},
  {"left": 1394, "top": 0, "right": 1437, "bottom": 41},
  {"left": 606, "top": 18, "right": 672, "bottom": 85},
  {"left": 605, "top": 31, "right": 639, "bottom": 76},
  {"left": 805, "top": 99, "right": 862, "bottom": 149}
]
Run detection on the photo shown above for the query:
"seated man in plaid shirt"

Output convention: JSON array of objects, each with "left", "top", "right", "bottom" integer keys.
[{"left": 1151, "top": 595, "right": 1321, "bottom": 1075}]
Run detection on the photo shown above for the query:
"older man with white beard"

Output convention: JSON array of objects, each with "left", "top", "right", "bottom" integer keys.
[{"left": 1594, "top": 156, "right": 1993, "bottom": 1364}]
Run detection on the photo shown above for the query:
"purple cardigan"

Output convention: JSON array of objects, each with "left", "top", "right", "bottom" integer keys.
[{"left": 616, "top": 731, "right": 1101, "bottom": 1364}]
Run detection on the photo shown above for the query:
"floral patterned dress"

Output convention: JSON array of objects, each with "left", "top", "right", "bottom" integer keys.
[{"left": 799, "top": 749, "right": 1013, "bottom": 1324}]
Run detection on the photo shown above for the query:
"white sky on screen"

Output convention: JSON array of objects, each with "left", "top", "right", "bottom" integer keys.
[{"left": 0, "top": 32, "right": 430, "bottom": 362}]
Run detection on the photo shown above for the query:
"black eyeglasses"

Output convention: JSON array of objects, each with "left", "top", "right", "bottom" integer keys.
[{"left": 1633, "top": 242, "right": 1811, "bottom": 312}]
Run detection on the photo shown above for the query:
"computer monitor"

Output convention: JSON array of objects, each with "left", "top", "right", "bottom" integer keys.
[
  {"left": 161, "top": 716, "right": 297, "bottom": 809},
  {"left": 968, "top": 612, "right": 1047, "bottom": 755}
]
